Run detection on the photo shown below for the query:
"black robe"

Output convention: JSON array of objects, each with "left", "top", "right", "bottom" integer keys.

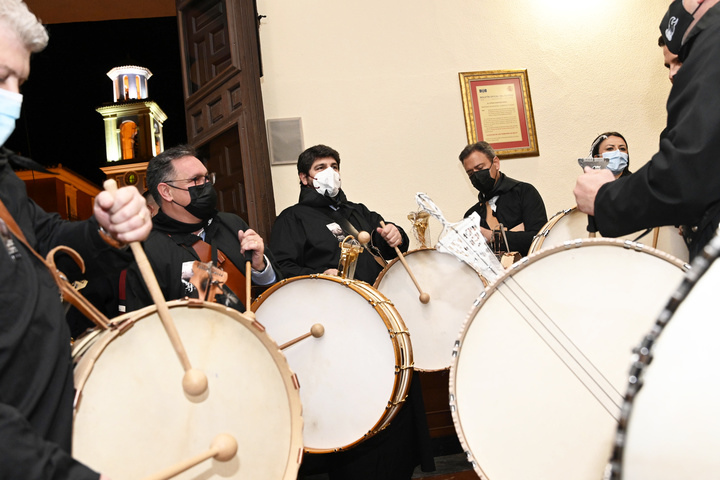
[
  {"left": 464, "top": 173, "right": 548, "bottom": 256},
  {"left": 270, "top": 186, "right": 409, "bottom": 284},
  {"left": 125, "top": 210, "right": 282, "bottom": 312},
  {"left": 0, "top": 152, "right": 130, "bottom": 479},
  {"left": 594, "top": 4, "right": 720, "bottom": 259}
]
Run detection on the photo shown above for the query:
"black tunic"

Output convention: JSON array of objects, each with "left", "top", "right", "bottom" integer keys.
[
  {"left": 270, "top": 186, "right": 409, "bottom": 284},
  {"left": 594, "top": 5, "right": 720, "bottom": 259},
  {"left": 125, "top": 211, "right": 282, "bottom": 312},
  {"left": 1, "top": 154, "right": 129, "bottom": 479},
  {"left": 464, "top": 173, "right": 548, "bottom": 256}
]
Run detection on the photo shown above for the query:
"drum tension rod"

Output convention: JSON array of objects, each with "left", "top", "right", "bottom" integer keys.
[
  {"left": 388, "top": 328, "right": 410, "bottom": 338},
  {"left": 388, "top": 394, "right": 409, "bottom": 407},
  {"left": 395, "top": 363, "right": 414, "bottom": 372},
  {"left": 369, "top": 298, "right": 395, "bottom": 308}
]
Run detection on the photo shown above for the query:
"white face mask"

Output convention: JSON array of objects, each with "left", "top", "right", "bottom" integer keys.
[
  {"left": 602, "top": 150, "right": 629, "bottom": 176},
  {"left": 312, "top": 167, "right": 341, "bottom": 198},
  {"left": 0, "top": 89, "right": 23, "bottom": 146}
]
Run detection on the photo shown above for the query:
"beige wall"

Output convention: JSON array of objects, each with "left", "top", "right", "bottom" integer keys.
[{"left": 259, "top": 0, "right": 672, "bottom": 248}]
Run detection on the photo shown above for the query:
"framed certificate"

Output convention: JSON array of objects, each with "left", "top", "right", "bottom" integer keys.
[{"left": 459, "top": 69, "right": 539, "bottom": 158}]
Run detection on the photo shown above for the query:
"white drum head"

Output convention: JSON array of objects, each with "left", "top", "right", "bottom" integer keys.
[
  {"left": 374, "top": 248, "right": 486, "bottom": 371},
  {"left": 531, "top": 207, "right": 690, "bottom": 263},
  {"left": 621, "top": 255, "right": 720, "bottom": 479},
  {"left": 73, "top": 301, "right": 303, "bottom": 480},
  {"left": 450, "top": 239, "right": 687, "bottom": 480},
  {"left": 252, "top": 275, "right": 411, "bottom": 453}
]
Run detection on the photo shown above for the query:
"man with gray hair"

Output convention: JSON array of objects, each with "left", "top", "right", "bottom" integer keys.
[
  {"left": 0, "top": 1, "right": 151, "bottom": 478},
  {"left": 125, "top": 144, "right": 280, "bottom": 312}
]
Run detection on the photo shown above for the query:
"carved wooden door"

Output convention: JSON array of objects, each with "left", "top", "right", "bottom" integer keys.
[{"left": 176, "top": 0, "right": 275, "bottom": 240}]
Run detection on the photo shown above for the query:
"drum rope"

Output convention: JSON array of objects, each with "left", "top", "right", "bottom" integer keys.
[{"left": 496, "top": 275, "right": 624, "bottom": 420}]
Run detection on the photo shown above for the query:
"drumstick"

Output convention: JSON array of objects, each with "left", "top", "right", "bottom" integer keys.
[
  {"left": 103, "top": 180, "right": 208, "bottom": 397},
  {"left": 651, "top": 226, "right": 660, "bottom": 249},
  {"left": 140, "top": 433, "right": 238, "bottom": 480},
  {"left": 378, "top": 221, "right": 430, "bottom": 304},
  {"left": 279, "top": 323, "right": 325, "bottom": 350},
  {"left": 244, "top": 250, "right": 253, "bottom": 317}
]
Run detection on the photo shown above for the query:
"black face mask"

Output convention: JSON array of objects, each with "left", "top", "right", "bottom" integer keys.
[
  {"left": 470, "top": 168, "right": 497, "bottom": 195},
  {"left": 180, "top": 182, "right": 218, "bottom": 219},
  {"left": 660, "top": 0, "right": 700, "bottom": 54}
]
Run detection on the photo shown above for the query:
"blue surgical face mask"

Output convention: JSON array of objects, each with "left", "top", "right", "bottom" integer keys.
[
  {"left": 0, "top": 89, "right": 23, "bottom": 146},
  {"left": 602, "top": 150, "right": 629, "bottom": 176}
]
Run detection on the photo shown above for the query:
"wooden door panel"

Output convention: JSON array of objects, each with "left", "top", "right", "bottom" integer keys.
[
  {"left": 176, "top": 0, "right": 275, "bottom": 240},
  {"left": 200, "top": 127, "right": 248, "bottom": 220},
  {"left": 180, "top": 0, "right": 233, "bottom": 95}
]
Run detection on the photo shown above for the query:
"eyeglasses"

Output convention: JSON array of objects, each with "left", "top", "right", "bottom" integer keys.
[{"left": 164, "top": 172, "right": 216, "bottom": 188}]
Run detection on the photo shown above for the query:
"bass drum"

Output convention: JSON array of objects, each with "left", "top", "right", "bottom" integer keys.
[
  {"left": 374, "top": 248, "right": 487, "bottom": 371},
  {"left": 528, "top": 206, "right": 590, "bottom": 254},
  {"left": 529, "top": 206, "right": 689, "bottom": 262},
  {"left": 450, "top": 239, "right": 687, "bottom": 480},
  {"left": 252, "top": 274, "right": 413, "bottom": 453},
  {"left": 611, "top": 239, "right": 720, "bottom": 480},
  {"left": 73, "top": 300, "right": 304, "bottom": 480}
]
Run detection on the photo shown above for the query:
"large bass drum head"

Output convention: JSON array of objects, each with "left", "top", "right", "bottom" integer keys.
[
  {"left": 621, "top": 253, "right": 720, "bottom": 479},
  {"left": 252, "top": 275, "right": 412, "bottom": 453},
  {"left": 450, "top": 239, "right": 687, "bottom": 480},
  {"left": 374, "top": 248, "right": 485, "bottom": 371},
  {"left": 73, "top": 300, "right": 303, "bottom": 480}
]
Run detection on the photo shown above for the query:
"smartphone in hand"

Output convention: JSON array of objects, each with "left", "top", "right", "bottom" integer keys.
[{"left": 578, "top": 157, "right": 608, "bottom": 170}]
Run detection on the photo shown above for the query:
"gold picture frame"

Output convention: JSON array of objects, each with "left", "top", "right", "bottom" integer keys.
[{"left": 459, "top": 69, "right": 539, "bottom": 158}]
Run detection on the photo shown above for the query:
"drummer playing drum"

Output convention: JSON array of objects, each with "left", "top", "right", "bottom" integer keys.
[
  {"left": 270, "top": 144, "right": 408, "bottom": 284},
  {"left": 269, "top": 144, "right": 435, "bottom": 480},
  {"left": 124, "top": 145, "right": 283, "bottom": 312},
  {"left": 459, "top": 141, "right": 547, "bottom": 257}
]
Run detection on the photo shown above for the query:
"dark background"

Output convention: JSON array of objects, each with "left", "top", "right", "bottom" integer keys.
[{"left": 6, "top": 16, "right": 187, "bottom": 186}]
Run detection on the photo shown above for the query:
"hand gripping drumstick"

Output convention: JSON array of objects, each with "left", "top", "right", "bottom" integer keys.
[
  {"left": 278, "top": 323, "right": 325, "bottom": 350},
  {"left": 104, "top": 180, "right": 208, "bottom": 396},
  {"left": 140, "top": 433, "right": 238, "bottom": 480},
  {"left": 366, "top": 221, "right": 430, "bottom": 304}
]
